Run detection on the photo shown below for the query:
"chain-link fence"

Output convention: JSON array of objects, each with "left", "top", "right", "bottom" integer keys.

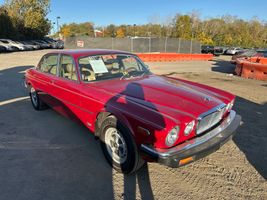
[{"left": 64, "top": 36, "right": 201, "bottom": 53}]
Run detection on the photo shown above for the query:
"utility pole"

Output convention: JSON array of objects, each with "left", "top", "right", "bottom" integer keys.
[
  {"left": 56, "top": 16, "right": 61, "bottom": 37},
  {"left": 133, "top": 24, "right": 136, "bottom": 37}
]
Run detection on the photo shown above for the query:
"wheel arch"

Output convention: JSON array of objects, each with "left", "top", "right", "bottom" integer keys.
[{"left": 94, "top": 108, "right": 134, "bottom": 138}]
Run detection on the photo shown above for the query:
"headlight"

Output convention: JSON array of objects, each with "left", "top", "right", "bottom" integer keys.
[
  {"left": 165, "top": 126, "right": 179, "bottom": 147},
  {"left": 184, "top": 120, "right": 195, "bottom": 136}
]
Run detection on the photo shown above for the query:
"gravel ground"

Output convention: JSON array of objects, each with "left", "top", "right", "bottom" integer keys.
[{"left": 0, "top": 50, "right": 266, "bottom": 200}]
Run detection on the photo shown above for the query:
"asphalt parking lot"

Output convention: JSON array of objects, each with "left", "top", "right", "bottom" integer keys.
[{"left": 0, "top": 50, "right": 266, "bottom": 200}]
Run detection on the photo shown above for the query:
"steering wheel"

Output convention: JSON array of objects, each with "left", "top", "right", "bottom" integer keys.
[{"left": 125, "top": 67, "right": 137, "bottom": 73}]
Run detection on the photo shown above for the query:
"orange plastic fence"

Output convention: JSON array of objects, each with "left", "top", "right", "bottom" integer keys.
[
  {"left": 136, "top": 53, "right": 213, "bottom": 62},
  {"left": 235, "top": 57, "right": 267, "bottom": 81}
]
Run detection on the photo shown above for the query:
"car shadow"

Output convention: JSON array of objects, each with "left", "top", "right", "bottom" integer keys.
[
  {"left": 0, "top": 65, "right": 33, "bottom": 102},
  {"left": 0, "top": 97, "right": 116, "bottom": 200},
  {"left": 233, "top": 96, "right": 267, "bottom": 180},
  {"left": 211, "top": 59, "right": 236, "bottom": 74}
]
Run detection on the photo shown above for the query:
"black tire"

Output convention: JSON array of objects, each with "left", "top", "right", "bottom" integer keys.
[
  {"left": 29, "top": 87, "right": 48, "bottom": 110},
  {"left": 100, "top": 115, "right": 145, "bottom": 174},
  {"left": 13, "top": 47, "right": 20, "bottom": 51}
]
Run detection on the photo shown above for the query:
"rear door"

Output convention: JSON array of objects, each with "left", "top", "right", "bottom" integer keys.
[{"left": 32, "top": 53, "right": 59, "bottom": 103}]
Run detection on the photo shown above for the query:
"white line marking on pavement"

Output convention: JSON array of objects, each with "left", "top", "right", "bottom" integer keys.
[{"left": 0, "top": 96, "right": 30, "bottom": 106}]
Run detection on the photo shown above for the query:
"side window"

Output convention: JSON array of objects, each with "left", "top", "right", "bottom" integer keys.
[
  {"left": 39, "top": 54, "right": 58, "bottom": 75},
  {"left": 59, "top": 55, "right": 77, "bottom": 81}
]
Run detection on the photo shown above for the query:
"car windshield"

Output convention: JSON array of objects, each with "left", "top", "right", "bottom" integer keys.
[
  {"left": 0, "top": 40, "right": 9, "bottom": 44},
  {"left": 79, "top": 54, "right": 150, "bottom": 82}
]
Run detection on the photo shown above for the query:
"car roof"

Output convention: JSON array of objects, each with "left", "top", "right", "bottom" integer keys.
[{"left": 49, "top": 49, "right": 135, "bottom": 58}]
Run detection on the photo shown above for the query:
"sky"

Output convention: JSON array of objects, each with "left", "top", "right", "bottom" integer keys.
[{"left": 1, "top": 0, "right": 267, "bottom": 26}]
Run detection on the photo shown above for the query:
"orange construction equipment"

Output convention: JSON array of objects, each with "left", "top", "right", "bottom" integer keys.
[
  {"left": 136, "top": 53, "right": 213, "bottom": 62},
  {"left": 235, "top": 57, "right": 267, "bottom": 81}
]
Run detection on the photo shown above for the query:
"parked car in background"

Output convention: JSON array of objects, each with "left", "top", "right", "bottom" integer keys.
[
  {"left": 201, "top": 45, "right": 214, "bottom": 54},
  {"left": 201, "top": 45, "right": 224, "bottom": 56},
  {"left": 0, "top": 37, "right": 63, "bottom": 52},
  {"left": 230, "top": 49, "right": 256, "bottom": 64},
  {"left": 230, "top": 49, "right": 267, "bottom": 64},
  {"left": 43, "top": 37, "right": 64, "bottom": 49},
  {"left": 30, "top": 40, "right": 48, "bottom": 49},
  {"left": 214, "top": 46, "right": 224, "bottom": 56},
  {"left": 15, "top": 40, "right": 33, "bottom": 50},
  {"left": 16, "top": 41, "right": 35, "bottom": 50},
  {"left": 0, "top": 39, "right": 27, "bottom": 51},
  {"left": 0, "top": 40, "right": 18, "bottom": 51},
  {"left": 20, "top": 41, "right": 40, "bottom": 50},
  {"left": 221, "top": 46, "right": 230, "bottom": 54},
  {"left": 25, "top": 49, "right": 241, "bottom": 174},
  {"left": 0, "top": 45, "right": 7, "bottom": 52},
  {"left": 56, "top": 40, "right": 64, "bottom": 49},
  {"left": 256, "top": 49, "right": 267, "bottom": 57},
  {"left": 225, "top": 47, "right": 244, "bottom": 55},
  {"left": 34, "top": 40, "right": 51, "bottom": 48}
]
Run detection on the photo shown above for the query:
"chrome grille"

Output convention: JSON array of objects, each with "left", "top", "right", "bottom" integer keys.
[{"left": 197, "top": 104, "right": 226, "bottom": 135}]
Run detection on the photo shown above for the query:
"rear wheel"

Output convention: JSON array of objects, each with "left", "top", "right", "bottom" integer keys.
[
  {"left": 29, "top": 87, "right": 47, "bottom": 110},
  {"left": 100, "top": 115, "right": 145, "bottom": 174}
]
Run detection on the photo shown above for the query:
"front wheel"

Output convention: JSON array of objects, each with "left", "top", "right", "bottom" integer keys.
[{"left": 100, "top": 115, "right": 145, "bottom": 174}]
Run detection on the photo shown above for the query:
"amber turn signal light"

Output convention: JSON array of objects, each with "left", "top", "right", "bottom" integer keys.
[{"left": 179, "top": 157, "right": 194, "bottom": 166}]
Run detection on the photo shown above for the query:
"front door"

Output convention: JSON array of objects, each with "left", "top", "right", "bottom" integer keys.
[{"left": 51, "top": 54, "right": 82, "bottom": 120}]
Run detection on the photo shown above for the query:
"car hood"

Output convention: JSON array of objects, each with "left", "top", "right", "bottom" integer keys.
[{"left": 88, "top": 75, "right": 233, "bottom": 121}]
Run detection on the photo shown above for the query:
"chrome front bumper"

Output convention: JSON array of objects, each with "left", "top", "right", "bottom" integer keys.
[{"left": 140, "top": 110, "right": 241, "bottom": 167}]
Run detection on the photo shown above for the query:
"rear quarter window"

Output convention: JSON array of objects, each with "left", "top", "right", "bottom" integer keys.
[{"left": 38, "top": 54, "right": 58, "bottom": 75}]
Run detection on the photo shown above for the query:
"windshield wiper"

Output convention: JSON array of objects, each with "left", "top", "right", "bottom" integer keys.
[{"left": 138, "top": 71, "right": 147, "bottom": 78}]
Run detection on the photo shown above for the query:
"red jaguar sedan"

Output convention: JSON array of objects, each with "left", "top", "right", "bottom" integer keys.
[{"left": 25, "top": 49, "right": 241, "bottom": 174}]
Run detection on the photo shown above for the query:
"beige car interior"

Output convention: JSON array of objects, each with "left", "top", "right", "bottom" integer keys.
[
  {"left": 60, "top": 56, "right": 77, "bottom": 81},
  {"left": 80, "top": 63, "right": 96, "bottom": 81},
  {"left": 79, "top": 58, "right": 121, "bottom": 82}
]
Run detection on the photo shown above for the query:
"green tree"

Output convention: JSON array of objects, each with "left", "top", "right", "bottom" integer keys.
[
  {"left": 4, "top": 0, "right": 51, "bottom": 39},
  {"left": 0, "top": 6, "right": 18, "bottom": 38},
  {"left": 173, "top": 15, "right": 192, "bottom": 39},
  {"left": 116, "top": 26, "right": 126, "bottom": 38},
  {"left": 104, "top": 24, "right": 117, "bottom": 37},
  {"left": 60, "top": 22, "right": 94, "bottom": 37}
]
